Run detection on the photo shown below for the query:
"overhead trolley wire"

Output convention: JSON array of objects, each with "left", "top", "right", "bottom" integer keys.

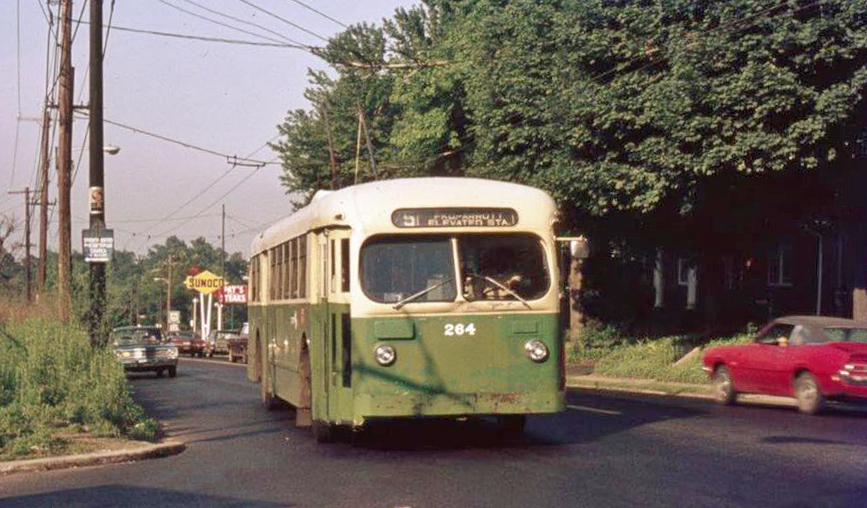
[
  {"left": 284, "top": 0, "right": 348, "bottom": 28},
  {"left": 176, "top": 0, "right": 309, "bottom": 47},
  {"left": 236, "top": 0, "right": 330, "bottom": 43},
  {"left": 156, "top": 0, "right": 301, "bottom": 47}
]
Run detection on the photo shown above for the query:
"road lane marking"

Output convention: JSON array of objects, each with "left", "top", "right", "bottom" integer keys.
[{"left": 567, "top": 404, "right": 621, "bottom": 416}]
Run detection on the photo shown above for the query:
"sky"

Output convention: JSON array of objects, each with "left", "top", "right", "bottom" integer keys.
[{"left": 0, "top": 0, "right": 416, "bottom": 258}]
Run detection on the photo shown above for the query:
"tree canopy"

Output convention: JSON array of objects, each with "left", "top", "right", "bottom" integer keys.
[{"left": 274, "top": 0, "right": 867, "bottom": 230}]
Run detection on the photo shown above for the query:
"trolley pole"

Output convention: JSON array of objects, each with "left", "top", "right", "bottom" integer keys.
[{"left": 88, "top": 0, "right": 107, "bottom": 346}]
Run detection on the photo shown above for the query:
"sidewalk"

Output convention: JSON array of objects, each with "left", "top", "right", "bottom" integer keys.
[{"left": 0, "top": 439, "right": 185, "bottom": 476}]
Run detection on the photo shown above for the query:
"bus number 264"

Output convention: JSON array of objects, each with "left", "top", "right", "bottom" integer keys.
[{"left": 444, "top": 323, "right": 476, "bottom": 336}]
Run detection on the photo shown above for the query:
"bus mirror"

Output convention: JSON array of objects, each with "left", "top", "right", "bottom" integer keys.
[{"left": 557, "top": 236, "right": 589, "bottom": 259}]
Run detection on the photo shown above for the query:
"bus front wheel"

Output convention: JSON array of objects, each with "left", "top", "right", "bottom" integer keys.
[{"left": 496, "top": 415, "right": 526, "bottom": 436}]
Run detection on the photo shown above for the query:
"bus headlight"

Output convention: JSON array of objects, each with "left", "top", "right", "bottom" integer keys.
[
  {"left": 374, "top": 345, "right": 396, "bottom": 366},
  {"left": 524, "top": 340, "right": 549, "bottom": 362}
]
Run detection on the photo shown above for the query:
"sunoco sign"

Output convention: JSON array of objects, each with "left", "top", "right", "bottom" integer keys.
[{"left": 183, "top": 270, "right": 224, "bottom": 295}]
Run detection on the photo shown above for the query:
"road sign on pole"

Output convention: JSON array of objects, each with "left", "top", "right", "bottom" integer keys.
[{"left": 82, "top": 228, "right": 114, "bottom": 263}]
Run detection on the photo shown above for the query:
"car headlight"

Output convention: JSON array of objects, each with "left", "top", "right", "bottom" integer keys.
[
  {"left": 169, "top": 347, "right": 179, "bottom": 359},
  {"left": 374, "top": 345, "right": 396, "bottom": 366},
  {"left": 524, "top": 340, "right": 549, "bottom": 362}
]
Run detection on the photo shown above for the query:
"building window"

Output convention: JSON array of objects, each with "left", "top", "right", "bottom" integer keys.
[
  {"left": 767, "top": 243, "right": 792, "bottom": 286},
  {"left": 677, "top": 258, "right": 691, "bottom": 286}
]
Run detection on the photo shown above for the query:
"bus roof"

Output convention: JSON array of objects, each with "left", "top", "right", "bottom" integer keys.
[{"left": 250, "top": 177, "right": 557, "bottom": 255}]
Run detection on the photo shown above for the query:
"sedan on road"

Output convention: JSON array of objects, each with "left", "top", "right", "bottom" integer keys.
[
  {"left": 703, "top": 316, "right": 867, "bottom": 414},
  {"left": 204, "top": 329, "right": 241, "bottom": 357},
  {"left": 112, "top": 325, "right": 179, "bottom": 378},
  {"left": 168, "top": 330, "right": 206, "bottom": 357}
]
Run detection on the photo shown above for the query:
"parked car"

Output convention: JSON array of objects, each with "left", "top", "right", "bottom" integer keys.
[
  {"left": 167, "top": 330, "right": 206, "bottom": 357},
  {"left": 703, "top": 316, "right": 867, "bottom": 414},
  {"left": 227, "top": 322, "right": 249, "bottom": 364},
  {"left": 111, "top": 325, "right": 178, "bottom": 378},
  {"left": 205, "top": 329, "right": 241, "bottom": 357}
]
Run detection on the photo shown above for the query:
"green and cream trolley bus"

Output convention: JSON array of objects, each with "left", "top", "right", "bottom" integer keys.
[{"left": 247, "top": 177, "right": 564, "bottom": 441}]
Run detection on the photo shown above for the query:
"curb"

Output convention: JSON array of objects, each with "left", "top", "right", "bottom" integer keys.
[
  {"left": 0, "top": 439, "right": 186, "bottom": 476},
  {"left": 566, "top": 376, "right": 714, "bottom": 400}
]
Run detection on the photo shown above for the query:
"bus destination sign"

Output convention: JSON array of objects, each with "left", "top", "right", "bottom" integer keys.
[{"left": 392, "top": 208, "right": 518, "bottom": 228}]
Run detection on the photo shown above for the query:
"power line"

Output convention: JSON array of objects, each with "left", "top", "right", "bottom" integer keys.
[
  {"left": 156, "top": 0, "right": 302, "bottom": 47},
  {"left": 76, "top": 113, "right": 276, "bottom": 166},
  {"left": 236, "top": 0, "right": 330, "bottom": 43},
  {"left": 79, "top": 22, "right": 313, "bottom": 49},
  {"left": 177, "top": 0, "right": 308, "bottom": 47},
  {"left": 10, "top": 0, "right": 22, "bottom": 189},
  {"left": 284, "top": 0, "right": 347, "bottom": 28}
]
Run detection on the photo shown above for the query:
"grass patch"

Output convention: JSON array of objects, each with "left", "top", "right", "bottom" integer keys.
[
  {"left": 0, "top": 300, "right": 161, "bottom": 461},
  {"left": 572, "top": 328, "right": 753, "bottom": 385}
]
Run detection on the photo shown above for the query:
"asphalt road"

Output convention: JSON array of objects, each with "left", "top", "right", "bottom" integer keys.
[{"left": 2, "top": 358, "right": 866, "bottom": 508}]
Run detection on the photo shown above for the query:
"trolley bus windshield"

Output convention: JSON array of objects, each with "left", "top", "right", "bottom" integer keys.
[{"left": 361, "top": 234, "right": 548, "bottom": 305}]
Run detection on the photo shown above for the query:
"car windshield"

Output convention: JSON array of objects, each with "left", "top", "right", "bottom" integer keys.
[
  {"left": 111, "top": 328, "right": 163, "bottom": 345},
  {"left": 824, "top": 327, "right": 867, "bottom": 342},
  {"left": 360, "top": 234, "right": 548, "bottom": 304}
]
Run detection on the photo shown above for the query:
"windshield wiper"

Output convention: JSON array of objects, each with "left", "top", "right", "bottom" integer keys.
[
  {"left": 392, "top": 277, "right": 453, "bottom": 310},
  {"left": 466, "top": 273, "right": 532, "bottom": 309}
]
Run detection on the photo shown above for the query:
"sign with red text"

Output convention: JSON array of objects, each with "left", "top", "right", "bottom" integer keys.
[{"left": 219, "top": 284, "right": 248, "bottom": 304}]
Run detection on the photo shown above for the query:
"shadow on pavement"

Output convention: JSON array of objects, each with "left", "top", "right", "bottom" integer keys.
[
  {"left": 317, "top": 389, "right": 707, "bottom": 453},
  {"left": 0, "top": 485, "right": 290, "bottom": 508}
]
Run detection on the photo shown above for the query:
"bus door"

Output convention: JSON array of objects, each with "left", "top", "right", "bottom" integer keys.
[
  {"left": 325, "top": 228, "right": 352, "bottom": 420},
  {"left": 314, "top": 228, "right": 352, "bottom": 423}
]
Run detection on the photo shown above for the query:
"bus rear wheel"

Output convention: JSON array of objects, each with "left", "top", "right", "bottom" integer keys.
[{"left": 312, "top": 420, "right": 335, "bottom": 443}]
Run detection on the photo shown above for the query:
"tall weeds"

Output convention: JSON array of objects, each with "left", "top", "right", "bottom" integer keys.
[{"left": 0, "top": 298, "right": 159, "bottom": 460}]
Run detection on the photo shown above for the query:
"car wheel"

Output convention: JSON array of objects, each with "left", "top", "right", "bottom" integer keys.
[
  {"left": 795, "top": 372, "right": 825, "bottom": 415},
  {"left": 155, "top": 368, "right": 164, "bottom": 378},
  {"left": 496, "top": 415, "right": 526, "bottom": 437},
  {"left": 312, "top": 420, "right": 335, "bottom": 443},
  {"left": 168, "top": 366, "right": 177, "bottom": 378},
  {"left": 712, "top": 365, "right": 737, "bottom": 405}
]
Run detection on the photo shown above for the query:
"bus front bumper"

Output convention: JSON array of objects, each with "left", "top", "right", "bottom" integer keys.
[{"left": 354, "top": 390, "right": 565, "bottom": 422}]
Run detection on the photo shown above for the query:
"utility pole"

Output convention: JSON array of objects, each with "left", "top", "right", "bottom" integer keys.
[
  {"left": 8, "top": 188, "right": 32, "bottom": 302},
  {"left": 358, "top": 104, "right": 378, "bottom": 179},
  {"left": 221, "top": 204, "right": 226, "bottom": 280},
  {"left": 167, "top": 255, "right": 173, "bottom": 331},
  {"left": 57, "top": 0, "right": 74, "bottom": 319},
  {"left": 37, "top": 106, "right": 51, "bottom": 294},
  {"left": 89, "top": 0, "right": 107, "bottom": 346}
]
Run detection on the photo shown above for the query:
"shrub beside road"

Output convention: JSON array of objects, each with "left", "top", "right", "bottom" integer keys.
[
  {"left": 0, "top": 301, "right": 160, "bottom": 461},
  {"left": 569, "top": 323, "right": 753, "bottom": 385}
]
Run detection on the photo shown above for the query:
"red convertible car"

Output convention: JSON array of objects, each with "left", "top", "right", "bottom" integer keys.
[{"left": 703, "top": 316, "right": 867, "bottom": 414}]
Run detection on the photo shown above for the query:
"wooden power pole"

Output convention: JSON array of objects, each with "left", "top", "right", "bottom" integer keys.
[
  {"left": 89, "top": 0, "right": 108, "bottom": 345},
  {"left": 57, "top": 0, "right": 74, "bottom": 319},
  {"left": 37, "top": 106, "right": 51, "bottom": 294},
  {"left": 8, "top": 188, "right": 32, "bottom": 302}
]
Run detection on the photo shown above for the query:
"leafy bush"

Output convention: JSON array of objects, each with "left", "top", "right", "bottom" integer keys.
[
  {"left": 0, "top": 301, "right": 160, "bottom": 460},
  {"left": 570, "top": 320, "right": 636, "bottom": 361}
]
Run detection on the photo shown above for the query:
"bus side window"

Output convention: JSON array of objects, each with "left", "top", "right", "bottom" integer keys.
[
  {"left": 330, "top": 239, "right": 337, "bottom": 294},
  {"left": 341, "top": 238, "right": 350, "bottom": 293}
]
